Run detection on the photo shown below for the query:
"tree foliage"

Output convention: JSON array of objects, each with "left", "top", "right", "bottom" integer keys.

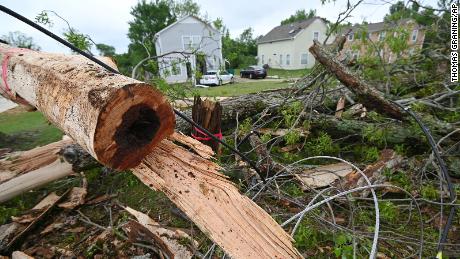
[
  {"left": 96, "top": 43, "right": 116, "bottom": 56},
  {"left": 0, "top": 31, "right": 41, "bottom": 50},
  {"left": 280, "top": 9, "right": 316, "bottom": 25}
]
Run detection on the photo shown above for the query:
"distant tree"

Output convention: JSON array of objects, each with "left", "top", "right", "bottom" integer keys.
[
  {"left": 1, "top": 31, "right": 41, "bottom": 50},
  {"left": 384, "top": 1, "right": 419, "bottom": 22},
  {"left": 96, "top": 43, "right": 116, "bottom": 56},
  {"left": 170, "top": 0, "right": 200, "bottom": 17},
  {"left": 280, "top": 9, "right": 316, "bottom": 25},
  {"left": 36, "top": 10, "right": 93, "bottom": 53}
]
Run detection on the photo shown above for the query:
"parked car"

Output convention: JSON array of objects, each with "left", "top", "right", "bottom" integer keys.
[
  {"left": 199, "top": 70, "right": 234, "bottom": 86},
  {"left": 240, "top": 66, "right": 267, "bottom": 79}
]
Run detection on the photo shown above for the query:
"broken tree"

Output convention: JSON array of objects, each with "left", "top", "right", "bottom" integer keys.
[
  {"left": 0, "top": 43, "right": 175, "bottom": 170},
  {"left": 0, "top": 46, "right": 301, "bottom": 258}
]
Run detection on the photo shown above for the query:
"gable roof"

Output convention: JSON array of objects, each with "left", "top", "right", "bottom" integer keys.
[
  {"left": 257, "top": 17, "right": 324, "bottom": 44},
  {"left": 154, "top": 15, "right": 220, "bottom": 41},
  {"left": 341, "top": 18, "right": 422, "bottom": 35}
]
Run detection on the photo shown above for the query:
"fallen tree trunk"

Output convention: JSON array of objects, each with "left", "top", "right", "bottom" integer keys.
[
  {"left": 0, "top": 134, "right": 301, "bottom": 258},
  {"left": 309, "top": 40, "right": 405, "bottom": 120},
  {"left": 0, "top": 138, "right": 96, "bottom": 203},
  {"left": 0, "top": 43, "right": 175, "bottom": 170},
  {"left": 0, "top": 160, "right": 73, "bottom": 203}
]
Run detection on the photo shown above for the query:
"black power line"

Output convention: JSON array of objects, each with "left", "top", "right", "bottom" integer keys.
[{"left": 0, "top": 4, "right": 265, "bottom": 182}]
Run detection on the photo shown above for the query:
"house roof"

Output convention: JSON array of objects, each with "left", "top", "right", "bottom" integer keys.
[
  {"left": 257, "top": 17, "right": 324, "bottom": 44},
  {"left": 341, "top": 18, "right": 422, "bottom": 35},
  {"left": 154, "top": 15, "right": 220, "bottom": 41}
]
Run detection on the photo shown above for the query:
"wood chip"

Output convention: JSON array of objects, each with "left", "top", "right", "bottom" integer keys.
[
  {"left": 296, "top": 163, "right": 355, "bottom": 189},
  {"left": 125, "top": 206, "right": 196, "bottom": 258}
]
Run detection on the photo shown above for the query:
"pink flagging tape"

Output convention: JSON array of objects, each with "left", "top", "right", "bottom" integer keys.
[
  {"left": 191, "top": 126, "right": 223, "bottom": 141},
  {"left": 0, "top": 47, "right": 33, "bottom": 105}
]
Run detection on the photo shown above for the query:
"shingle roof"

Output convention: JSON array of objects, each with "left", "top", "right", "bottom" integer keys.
[
  {"left": 257, "top": 17, "right": 323, "bottom": 44},
  {"left": 341, "top": 18, "right": 422, "bottom": 35}
]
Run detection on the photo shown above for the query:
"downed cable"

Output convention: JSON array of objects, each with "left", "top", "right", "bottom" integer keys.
[{"left": 0, "top": 4, "right": 265, "bottom": 182}]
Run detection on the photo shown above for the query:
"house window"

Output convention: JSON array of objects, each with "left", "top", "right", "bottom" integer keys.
[
  {"left": 171, "top": 61, "right": 181, "bottom": 76},
  {"left": 261, "top": 55, "right": 264, "bottom": 64},
  {"left": 183, "top": 35, "right": 201, "bottom": 50},
  {"left": 353, "top": 51, "right": 359, "bottom": 59},
  {"left": 379, "top": 31, "right": 386, "bottom": 41},
  {"left": 286, "top": 54, "right": 290, "bottom": 65},
  {"left": 348, "top": 33, "right": 354, "bottom": 41},
  {"left": 279, "top": 54, "right": 283, "bottom": 65},
  {"left": 313, "top": 31, "right": 319, "bottom": 41},
  {"left": 301, "top": 53, "right": 308, "bottom": 65},
  {"left": 411, "top": 29, "right": 418, "bottom": 42}
]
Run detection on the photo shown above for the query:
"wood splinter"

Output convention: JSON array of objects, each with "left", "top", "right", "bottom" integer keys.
[{"left": 0, "top": 43, "right": 175, "bottom": 170}]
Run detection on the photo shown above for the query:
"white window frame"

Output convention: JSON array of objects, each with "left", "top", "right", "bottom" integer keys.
[
  {"left": 261, "top": 55, "right": 264, "bottom": 64},
  {"left": 182, "top": 35, "right": 201, "bottom": 50},
  {"left": 300, "top": 53, "right": 308, "bottom": 65},
  {"left": 379, "top": 31, "right": 386, "bottom": 41},
  {"left": 286, "top": 54, "right": 290, "bottom": 65},
  {"left": 348, "top": 33, "right": 354, "bottom": 41},
  {"left": 313, "top": 31, "right": 319, "bottom": 41},
  {"left": 411, "top": 29, "right": 418, "bottom": 42}
]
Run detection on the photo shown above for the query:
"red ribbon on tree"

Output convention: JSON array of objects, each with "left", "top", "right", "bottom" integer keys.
[{"left": 191, "top": 126, "right": 222, "bottom": 141}]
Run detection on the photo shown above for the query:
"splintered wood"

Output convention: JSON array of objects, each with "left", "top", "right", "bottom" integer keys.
[{"left": 133, "top": 134, "right": 301, "bottom": 259}]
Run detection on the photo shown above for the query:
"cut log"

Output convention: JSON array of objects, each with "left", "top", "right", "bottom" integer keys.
[
  {"left": 133, "top": 134, "right": 301, "bottom": 259},
  {"left": 0, "top": 160, "right": 73, "bottom": 203},
  {"left": 0, "top": 137, "right": 99, "bottom": 203},
  {"left": 0, "top": 43, "right": 175, "bottom": 170},
  {"left": 309, "top": 40, "right": 405, "bottom": 120},
  {"left": 0, "top": 138, "right": 73, "bottom": 177}
]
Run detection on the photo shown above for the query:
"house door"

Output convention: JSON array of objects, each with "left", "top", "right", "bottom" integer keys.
[
  {"left": 186, "top": 62, "right": 192, "bottom": 79},
  {"left": 196, "top": 54, "right": 206, "bottom": 75}
]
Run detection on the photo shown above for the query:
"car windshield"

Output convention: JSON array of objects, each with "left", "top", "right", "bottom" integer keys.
[
  {"left": 205, "top": 71, "right": 217, "bottom": 75},
  {"left": 252, "top": 66, "right": 263, "bottom": 70}
]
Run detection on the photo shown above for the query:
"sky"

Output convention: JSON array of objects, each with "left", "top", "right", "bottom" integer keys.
[{"left": 0, "top": 0, "right": 438, "bottom": 54}]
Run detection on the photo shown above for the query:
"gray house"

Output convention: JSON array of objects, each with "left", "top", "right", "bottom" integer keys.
[{"left": 154, "top": 15, "right": 223, "bottom": 83}]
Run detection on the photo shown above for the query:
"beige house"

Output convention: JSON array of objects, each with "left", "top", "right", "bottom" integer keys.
[
  {"left": 341, "top": 18, "right": 425, "bottom": 63},
  {"left": 257, "top": 17, "right": 332, "bottom": 69}
]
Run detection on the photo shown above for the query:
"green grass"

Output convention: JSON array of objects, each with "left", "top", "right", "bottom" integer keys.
[
  {"left": 0, "top": 109, "right": 62, "bottom": 150},
  {"left": 233, "top": 68, "right": 310, "bottom": 79},
  {"left": 193, "top": 80, "right": 289, "bottom": 97}
]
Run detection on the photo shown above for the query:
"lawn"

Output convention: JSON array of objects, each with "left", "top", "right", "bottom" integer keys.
[
  {"left": 0, "top": 109, "right": 63, "bottom": 150},
  {"left": 233, "top": 68, "right": 310, "bottom": 79},
  {"left": 193, "top": 80, "right": 290, "bottom": 97}
]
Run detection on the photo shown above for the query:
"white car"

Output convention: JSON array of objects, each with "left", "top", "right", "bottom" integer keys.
[{"left": 199, "top": 70, "right": 234, "bottom": 86}]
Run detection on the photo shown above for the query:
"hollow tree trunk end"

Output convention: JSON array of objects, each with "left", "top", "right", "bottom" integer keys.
[{"left": 94, "top": 83, "right": 175, "bottom": 170}]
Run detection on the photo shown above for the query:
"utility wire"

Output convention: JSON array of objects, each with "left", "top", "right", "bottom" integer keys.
[
  {"left": 392, "top": 101, "right": 456, "bottom": 253},
  {"left": 0, "top": 4, "right": 265, "bottom": 182}
]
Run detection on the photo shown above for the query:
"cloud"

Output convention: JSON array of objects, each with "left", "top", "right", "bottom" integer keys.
[{"left": 0, "top": 0, "right": 438, "bottom": 54}]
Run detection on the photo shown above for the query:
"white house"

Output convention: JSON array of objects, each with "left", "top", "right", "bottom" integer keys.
[
  {"left": 154, "top": 15, "right": 223, "bottom": 83},
  {"left": 257, "top": 17, "right": 332, "bottom": 69}
]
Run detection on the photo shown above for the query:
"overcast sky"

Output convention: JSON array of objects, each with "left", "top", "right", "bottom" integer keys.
[{"left": 0, "top": 0, "right": 438, "bottom": 54}]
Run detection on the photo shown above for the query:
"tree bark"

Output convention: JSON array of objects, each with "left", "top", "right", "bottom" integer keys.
[
  {"left": 0, "top": 43, "right": 175, "bottom": 170},
  {"left": 191, "top": 97, "right": 222, "bottom": 153},
  {"left": 309, "top": 40, "right": 405, "bottom": 120}
]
